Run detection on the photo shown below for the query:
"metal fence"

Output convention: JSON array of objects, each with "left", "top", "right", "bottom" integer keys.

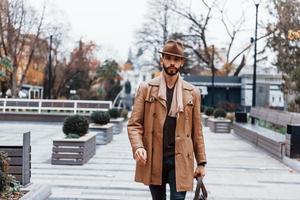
[{"left": 0, "top": 98, "right": 112, "bottom": 114}]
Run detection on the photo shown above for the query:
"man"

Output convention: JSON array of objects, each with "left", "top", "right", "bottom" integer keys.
[{"left": 127, "top": 40, "right": 206, "bottom": 200}]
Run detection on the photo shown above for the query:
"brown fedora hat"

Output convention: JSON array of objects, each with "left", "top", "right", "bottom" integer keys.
[{"left": 159, "top": 39, "right": 185, "bottom": 58}]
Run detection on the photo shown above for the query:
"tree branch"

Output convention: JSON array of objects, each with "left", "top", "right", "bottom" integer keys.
[{"left": 18, "top": 3, "right": 46, "bottom": 90}]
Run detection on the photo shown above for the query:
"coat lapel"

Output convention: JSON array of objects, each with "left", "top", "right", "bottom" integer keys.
[
  {"left": 148, "top": 77, "right": 167, "bottom": 109},
  {"left": 182, "top": 81, "right": 194, "bottom": 108},
  {"left": 148, "top": 77, "right": 194, "bottom": 112}
]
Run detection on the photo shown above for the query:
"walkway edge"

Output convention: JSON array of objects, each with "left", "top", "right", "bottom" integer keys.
[
  {"left": 282, "top": 156, "right": 300, "bottom": 172},
  {"left": 20, "top": 183, "right": 52, "bottom": 200}
]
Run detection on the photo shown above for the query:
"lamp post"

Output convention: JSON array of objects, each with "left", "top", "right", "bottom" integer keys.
[
  {"left": 251, "top": 3, "right": 259, "bottom": 124},
  {"left": 211, "top": 45, "right": 215, "bottom": 107},
  {"left": 48, "top": 35, "right": 53, "bottom": 99}
]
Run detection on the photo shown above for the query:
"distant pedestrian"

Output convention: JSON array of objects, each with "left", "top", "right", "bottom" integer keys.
[{"left": 127, "top": 39, "right": 207, "bottom": 200}]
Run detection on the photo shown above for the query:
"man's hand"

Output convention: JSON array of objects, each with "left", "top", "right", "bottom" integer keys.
[
  {"left": 194, "top": 165, "right": 205, "bottom": 178},
  {"left": 134, "top": 148, "right": 147, "bottom": 165}
]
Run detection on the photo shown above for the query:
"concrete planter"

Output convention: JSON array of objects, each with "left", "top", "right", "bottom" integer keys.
[
  {"left": 207, "top": 118, "right": 231, "bottom": 133},
  {"left": 0, "top": 132, "right": 31, "bottom": 185},
  {"left": 20, "top": 183, "right": 51, "bottom": 200},
  {"left": 201, "top": 114, "right": 209, "bottom": 127},
  {"left": 110, "top": 117, "right": 124, "bottom": 135},
  {"left": 51, "top": 133, "right": 96, "bottom": 165},
  {"left": 89, "top": 123, "right": 114, "bottom": 145}
]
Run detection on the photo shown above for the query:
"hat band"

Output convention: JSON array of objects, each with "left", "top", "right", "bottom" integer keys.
[{"left": 159, "top": 51, "right": 185, "bottom": 58}]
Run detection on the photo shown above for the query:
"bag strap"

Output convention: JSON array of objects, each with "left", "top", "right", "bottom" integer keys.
[{"left": 193, "top": 177, "right": 208, "bottom": 200}]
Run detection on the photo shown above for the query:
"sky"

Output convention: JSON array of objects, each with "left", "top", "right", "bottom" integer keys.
[{"left": 28, "top": 0, "right": 271, "bottom": 63}]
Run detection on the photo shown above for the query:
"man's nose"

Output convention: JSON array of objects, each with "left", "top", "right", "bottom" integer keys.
[{"left": 170, "top": 59, "right": 175, "bottom": 65}]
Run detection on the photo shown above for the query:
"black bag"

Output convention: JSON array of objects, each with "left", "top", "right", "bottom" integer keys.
[{"left": 193, "top": 177, "right": 208, "bottom": 200}]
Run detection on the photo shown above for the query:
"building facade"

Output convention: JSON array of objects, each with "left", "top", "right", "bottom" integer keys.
[
  {"left": 183, "top": 67, "right": 284, "bottom": 111},
  {"left": 183, "top": 75, "right": 242, "bottom": 109},
  {"left": 239, "top": 65, "right": 284, "bottom": 110}
]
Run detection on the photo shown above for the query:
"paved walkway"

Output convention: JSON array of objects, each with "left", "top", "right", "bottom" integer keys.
[{"left": 0, "top": 121, "right": 300, "bottom": 200}]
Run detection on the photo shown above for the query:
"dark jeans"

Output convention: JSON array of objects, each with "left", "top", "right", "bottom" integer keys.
[{"left": 149, "top": 155, "right": 187, "bottom": 200}]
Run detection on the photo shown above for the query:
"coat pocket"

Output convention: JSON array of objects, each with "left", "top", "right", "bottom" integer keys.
[
  {"left": 175, "top": 137, "right": 194, "bottom": 183},
  {"left": 175, "top": 137, "right": 193, "bottom": 156}
]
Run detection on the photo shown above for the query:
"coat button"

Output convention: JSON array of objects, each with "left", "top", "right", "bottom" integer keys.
[
  {"left": 153, "top": 113, "right": 156, "bottom": 117},
  {"left": 187, "top": 134, "right": 190, "bottom": 138}
]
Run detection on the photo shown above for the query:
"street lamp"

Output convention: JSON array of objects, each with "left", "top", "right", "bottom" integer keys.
[
  {"left": 211, "top": 45, "right": 215, "bottom": 107},
  {"left": 251, "top": 1, "right": 260, "bottom": 124},
  {"left": 48, "top": 35, "right": 53, "bottom": 99}
]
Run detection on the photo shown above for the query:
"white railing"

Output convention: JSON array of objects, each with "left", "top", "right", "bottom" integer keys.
[{"left": 0, "top": 98, "right": 112, "bottom": 114}]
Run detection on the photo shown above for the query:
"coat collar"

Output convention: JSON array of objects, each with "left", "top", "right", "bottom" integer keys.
[
  {"left": 147, "top": 76, "right": 194, "bottom": 112},
  {"left": 148, "top": 76, "right": 193, "bottom": 91}
]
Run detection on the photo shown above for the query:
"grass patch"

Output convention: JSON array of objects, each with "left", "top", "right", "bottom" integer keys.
[{"left": 257, "top": 119, "right": 286, "bottom": 135}]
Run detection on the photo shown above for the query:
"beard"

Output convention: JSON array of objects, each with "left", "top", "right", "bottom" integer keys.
[{"left": 162, "top": 64, "right": 180, "bottom": 76}]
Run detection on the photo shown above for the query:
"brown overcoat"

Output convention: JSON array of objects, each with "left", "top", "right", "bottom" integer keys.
[{"left": 127, "top": 77, "right": 206, "bottom": 192}]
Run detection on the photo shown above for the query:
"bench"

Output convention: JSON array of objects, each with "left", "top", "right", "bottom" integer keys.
[
  {"left": 233, "top": 107, "right": 289, "bottom": 159},
  {"left": 0, "top": 132, "right": 31, "bottom": 185}
]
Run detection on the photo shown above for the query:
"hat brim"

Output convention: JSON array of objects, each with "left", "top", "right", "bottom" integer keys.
[{"left": 159, "top": 51, "right": 186, "bottom": 59}]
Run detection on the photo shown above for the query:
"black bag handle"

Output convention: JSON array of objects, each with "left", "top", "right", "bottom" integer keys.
[{"left": 193, "top": 177, "right": 208, "bottom": 200}]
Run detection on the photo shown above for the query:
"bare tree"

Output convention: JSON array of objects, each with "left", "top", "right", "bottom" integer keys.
[
  {"left": 52, "top": 40, "right": 100, "bottom": 99},
  {"left": 169, "top": 0, "right": 218, "bottom": 67},
  {"left": 44, "top": 19, "right": 70, "bottom": 99},
  {"left": 135, "top": 0, "right": 182, "bottom": 66},
  {"left": 0, "top": 0, "right": 67, "bottom": 96},
  {"left": 266, "top": 0, "right": 300, "bottom": 110},
  {"left": 170, "top": 0, "right": 271, "bottom": 76}
]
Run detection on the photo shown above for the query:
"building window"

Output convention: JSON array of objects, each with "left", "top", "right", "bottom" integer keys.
[
  {"left": 272, "top": 96, "right": 275, "bottom": 102},
  {"left": 279, "top": 97, "right": 281, "bottom": 102}
]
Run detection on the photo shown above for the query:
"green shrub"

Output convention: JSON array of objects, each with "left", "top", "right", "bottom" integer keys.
[
  {"left": 91, "top": 111, "right": 110, "bottom": 125},
  {"left": 121, "top": 108, "right": 128, "bottom": 120},
  {"left": 108, "top": 108, "right": 121, "bottom": 118},
  {"left": 204, "top": 107, "right": 214, "bottom": 116},
  {"left": 0, "top": 151, "right": 21, "bottom": 197},
  {"left": 213, "top": 108, "right": 227, "bottom": 118},
  {"left": 62, "top": 115, "right": 89, "bottom": 137}
]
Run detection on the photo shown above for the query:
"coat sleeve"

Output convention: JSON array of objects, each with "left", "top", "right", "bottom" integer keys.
[
  {"left": 192, "top": 88, "right": 207, "bottom": 165},
  {"left": 127, "top": 82, "right": 147, "bottom": 158}
]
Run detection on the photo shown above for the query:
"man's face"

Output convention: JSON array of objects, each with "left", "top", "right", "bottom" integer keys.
[{"left": 160, "top": 54, "right": 184, "bottom": 76}]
